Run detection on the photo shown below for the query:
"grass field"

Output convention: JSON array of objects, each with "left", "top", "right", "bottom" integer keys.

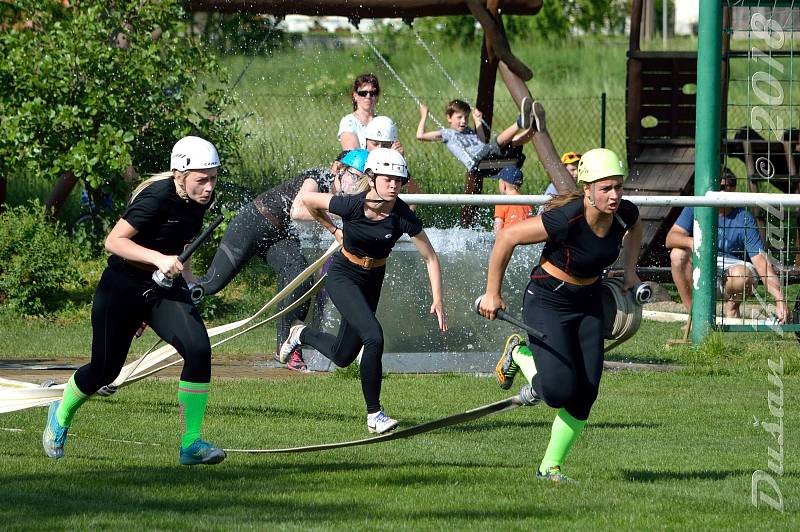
[
  {"left": 2, "top": 301, "right": 799, "bottom": 528},
  {"left": 3, "top": 31, "right": 800, "bottom": 529},
  {"left": 1, "top": 371, "right": 797, "bottom": 529}
]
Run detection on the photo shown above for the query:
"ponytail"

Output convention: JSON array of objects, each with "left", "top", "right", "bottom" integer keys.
[
  {"left": 129, "top": 171, "right": 174, "bottom": 204},
  {"left": 542, "top": 191, "right": 584, "bottom": 211}
]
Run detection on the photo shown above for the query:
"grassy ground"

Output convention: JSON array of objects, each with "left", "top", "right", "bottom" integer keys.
[
  {"left": 4, "top": 297, "right": 800, "bottom": 376},
  {"left": 3, "top": 33, "right": 800, "bottom": 529},
  {"left": 1, "top": 373, "right": 796, "bottom": 529},
  {"left": 2, "top": 271, "right": 798, "bottom": 529}
]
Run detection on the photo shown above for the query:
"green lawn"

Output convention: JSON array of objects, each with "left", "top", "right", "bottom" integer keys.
[
  {"left": 1, "top": 373, "right": 796, "bottom": 529},
  {"left": 4, "top": 302, "right": 800, "bottom": 377},
  {"left": 3, "top": 31, "right": 800, "bottom": 529}
]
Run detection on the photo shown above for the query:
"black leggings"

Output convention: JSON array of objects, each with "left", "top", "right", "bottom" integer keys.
[
  {"left": 74, "top": 264, "right": 211, "bottom": 395},
  {"left": 523, "top": 266, "right": 604, "bottom": 421},
  {"left": 199, "top": 202, "right": 312, "bottom": 350},
  {"left": 300, "top": 254, "right": 385, "bottom": 413}
]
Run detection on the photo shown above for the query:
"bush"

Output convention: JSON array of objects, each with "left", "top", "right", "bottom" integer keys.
[
  {"left": 0, "top": 201, "right": 83, "bottom": 315},
  {"left": 0, "top": 0, "right": 241, "bottom": 213}
]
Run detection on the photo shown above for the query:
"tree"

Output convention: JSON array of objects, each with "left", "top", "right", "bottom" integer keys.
[
  {"left": 573, "top": 0, "right": 629, "bottom": 35},
  {"left": 0, "top": 0, "right": 240, "bottom": 216},
  {"left": 413, "top": 15, "right": 478, "bottom": 47}
]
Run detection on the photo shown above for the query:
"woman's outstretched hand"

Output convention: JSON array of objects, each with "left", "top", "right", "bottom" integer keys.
[{"left": 430, "top": 300, "right": 448, "bottom": 332}]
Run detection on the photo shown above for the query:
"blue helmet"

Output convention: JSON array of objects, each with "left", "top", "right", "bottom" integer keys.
[{"left": 340, "top": 149, "right": 369, "bottom": 173}]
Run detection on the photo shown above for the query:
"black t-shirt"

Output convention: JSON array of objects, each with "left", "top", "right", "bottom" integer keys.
[
  {"left": 329, "top": 192, "right": 423, "bottom": 259},
  {"left": 254, "top": 168, "right": 333, "bottom": 227},
  {"left": 540, "top": 198, "right": 639, "bottom": 278},
  {"left": 109, "top": 178, "right": 212, "bottom": 267}
]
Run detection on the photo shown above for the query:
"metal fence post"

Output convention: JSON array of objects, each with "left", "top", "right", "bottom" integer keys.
[
  {"left": 600, "top": 92, "right": 607, "bottom": 148},
  {"left": 692, "top": 0, "right": 722, "bottom": 345}
]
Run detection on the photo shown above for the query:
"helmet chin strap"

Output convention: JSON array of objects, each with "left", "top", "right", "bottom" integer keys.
[{"left": 365, "top": 174, "right": 388, "bottom": 204}]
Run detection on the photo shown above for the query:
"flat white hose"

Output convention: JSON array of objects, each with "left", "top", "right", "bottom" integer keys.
[
  {"left": 0, "top": 242, "right": 341, "bottom": 413},
  {"left": 601, "top": 278, "right": 645, "bottom": 350}
]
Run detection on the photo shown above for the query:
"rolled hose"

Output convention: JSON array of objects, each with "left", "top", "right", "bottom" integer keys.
[{"left": 600, "top": 279, "right": 652, "bottom": 343}]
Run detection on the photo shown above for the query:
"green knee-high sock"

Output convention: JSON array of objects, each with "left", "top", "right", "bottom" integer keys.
[
  {"left": 56, "top": 374, "right": 89, "bottom": 427},
  {"left": 512, "top": 345, "right": 537, "bottom": 384},
  {"left": 178, "top": 380, "right": 210, "bottom": 449},
  {"left": 539, "top": 408, "right": 588, "bottom": 473}
]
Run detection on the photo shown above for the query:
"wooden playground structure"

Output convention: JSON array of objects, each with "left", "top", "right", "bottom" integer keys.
[{"left": 186, "top": 1, "right": 799, "bottom": 268}]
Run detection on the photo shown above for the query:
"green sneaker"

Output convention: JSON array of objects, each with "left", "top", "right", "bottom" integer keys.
[
  {"left": 179, "top": 438, "right": 226, "bottom": 466},
  {"left": 495, "top": 334, "right": 523, "bottom": 390},
  {"left": 537, "top": 466, "right": 577, "bottom": 484},
  {"left": 42, "top": 400, "right": 69, "bottom": 459}
]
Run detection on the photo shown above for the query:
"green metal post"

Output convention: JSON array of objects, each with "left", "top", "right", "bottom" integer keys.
[{"left": 692, "top": 0, "right": 722, "bottom": 344}]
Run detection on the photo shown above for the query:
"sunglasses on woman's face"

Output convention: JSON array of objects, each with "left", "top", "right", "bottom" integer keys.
[{"left": 356, "top": 90, "right": 379, "bottom": 97}]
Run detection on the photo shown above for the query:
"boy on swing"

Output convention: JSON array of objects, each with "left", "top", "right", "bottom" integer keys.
[{"left": 416, "top": 98, "right": 543, "bottom": 174}]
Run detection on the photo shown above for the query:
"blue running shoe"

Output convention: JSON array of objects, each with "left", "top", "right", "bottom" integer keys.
[
  {"left": 42, "top": 400, "right": 69, "bottom": 459},
  {"left": 179, "top": 438, "right": 226, "bottom": 466}
]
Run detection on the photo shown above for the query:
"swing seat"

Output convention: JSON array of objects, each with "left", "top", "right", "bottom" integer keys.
[{"left": 471, "top": 148, "right": 526, "bottom": 178}]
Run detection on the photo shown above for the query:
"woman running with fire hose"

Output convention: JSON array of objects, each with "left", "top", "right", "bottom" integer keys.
[
  {"left": 43, "top": 136, "right": 226, "bottom": 466},
  {"left": 280, "top": 148, "right": 448, "bottom": 434},
  {"left": 191, "top": 150, "right": 369, "bottom": 371},
  {"left": 478, "top": 148, "right": 643, "bottom": 483}
]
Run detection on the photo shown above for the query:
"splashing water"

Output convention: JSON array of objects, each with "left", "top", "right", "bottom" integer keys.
[{"left": 299, "top": 224, "right": 542, "bottom": 353}]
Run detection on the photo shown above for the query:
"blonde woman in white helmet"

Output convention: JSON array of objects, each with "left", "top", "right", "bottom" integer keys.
[
  {"left": 281, "top": 148, "right": 448, "bottom": 435},
  {"left": 43, "top": 136, "right": 226, "bottom": 466},
  {"left": 478, "top": 148, "right": 642, "bottom": 483},
  {"left": 364, "top": 115, "right": 424, "bottom": 198}
]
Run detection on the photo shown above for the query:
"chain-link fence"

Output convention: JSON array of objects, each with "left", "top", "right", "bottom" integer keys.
[
  {"left": 226, "top": 91, "right": 627, "bottom": 198},
  {"left": 714, "top": 4, "right": 800, "bottom": 331}
]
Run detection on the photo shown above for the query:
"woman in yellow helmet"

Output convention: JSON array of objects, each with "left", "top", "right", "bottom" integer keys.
[{"left": 478, "top": 148, "right": 642, "bottom": 483}]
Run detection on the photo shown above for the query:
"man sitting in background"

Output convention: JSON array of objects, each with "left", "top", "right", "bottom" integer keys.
[{"left": 665, "top": 171, "right": 789, "bottom": 323}]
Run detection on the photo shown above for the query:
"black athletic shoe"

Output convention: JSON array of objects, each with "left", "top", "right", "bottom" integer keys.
[
  {"left": 495, "top": 334, "right": 522, "bottom": 390},
  {"left": 531, "top": 100, "right": 546, "bottom": 132},
  {"left": 519, "top": 97, "right": 533, "bottom": 129}
]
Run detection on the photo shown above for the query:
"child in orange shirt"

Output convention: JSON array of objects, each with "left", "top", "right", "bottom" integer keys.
[{"left": 493, "top": 166, "right": 532, "bottom": 233}]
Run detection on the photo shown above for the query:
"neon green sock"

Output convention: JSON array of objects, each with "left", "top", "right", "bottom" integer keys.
[
  {"left": 512, "top": 345, "right": 537, "bottom": 384},
  {"left": 539, "top": 408, "right": 587, "bottom": 473},
  {"left": 56, "top": 374, "right": 89, "bottom": 427},
  {"left": 178, "top": 380, "right": 210, "bottom": 449}
]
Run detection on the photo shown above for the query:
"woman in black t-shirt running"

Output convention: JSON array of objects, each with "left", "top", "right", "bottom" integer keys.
[
  {"left": 479, "top": 148, "right": 642, "bottom": 483},
  {"left": 281, "top": 148, "right": 448, "bottom": 434},
  {"left": 43, "top": 136, "right": 226, "bottom": 466},
  {"left": 195, "top": 149, "right": 369, "bottom": 371}
]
